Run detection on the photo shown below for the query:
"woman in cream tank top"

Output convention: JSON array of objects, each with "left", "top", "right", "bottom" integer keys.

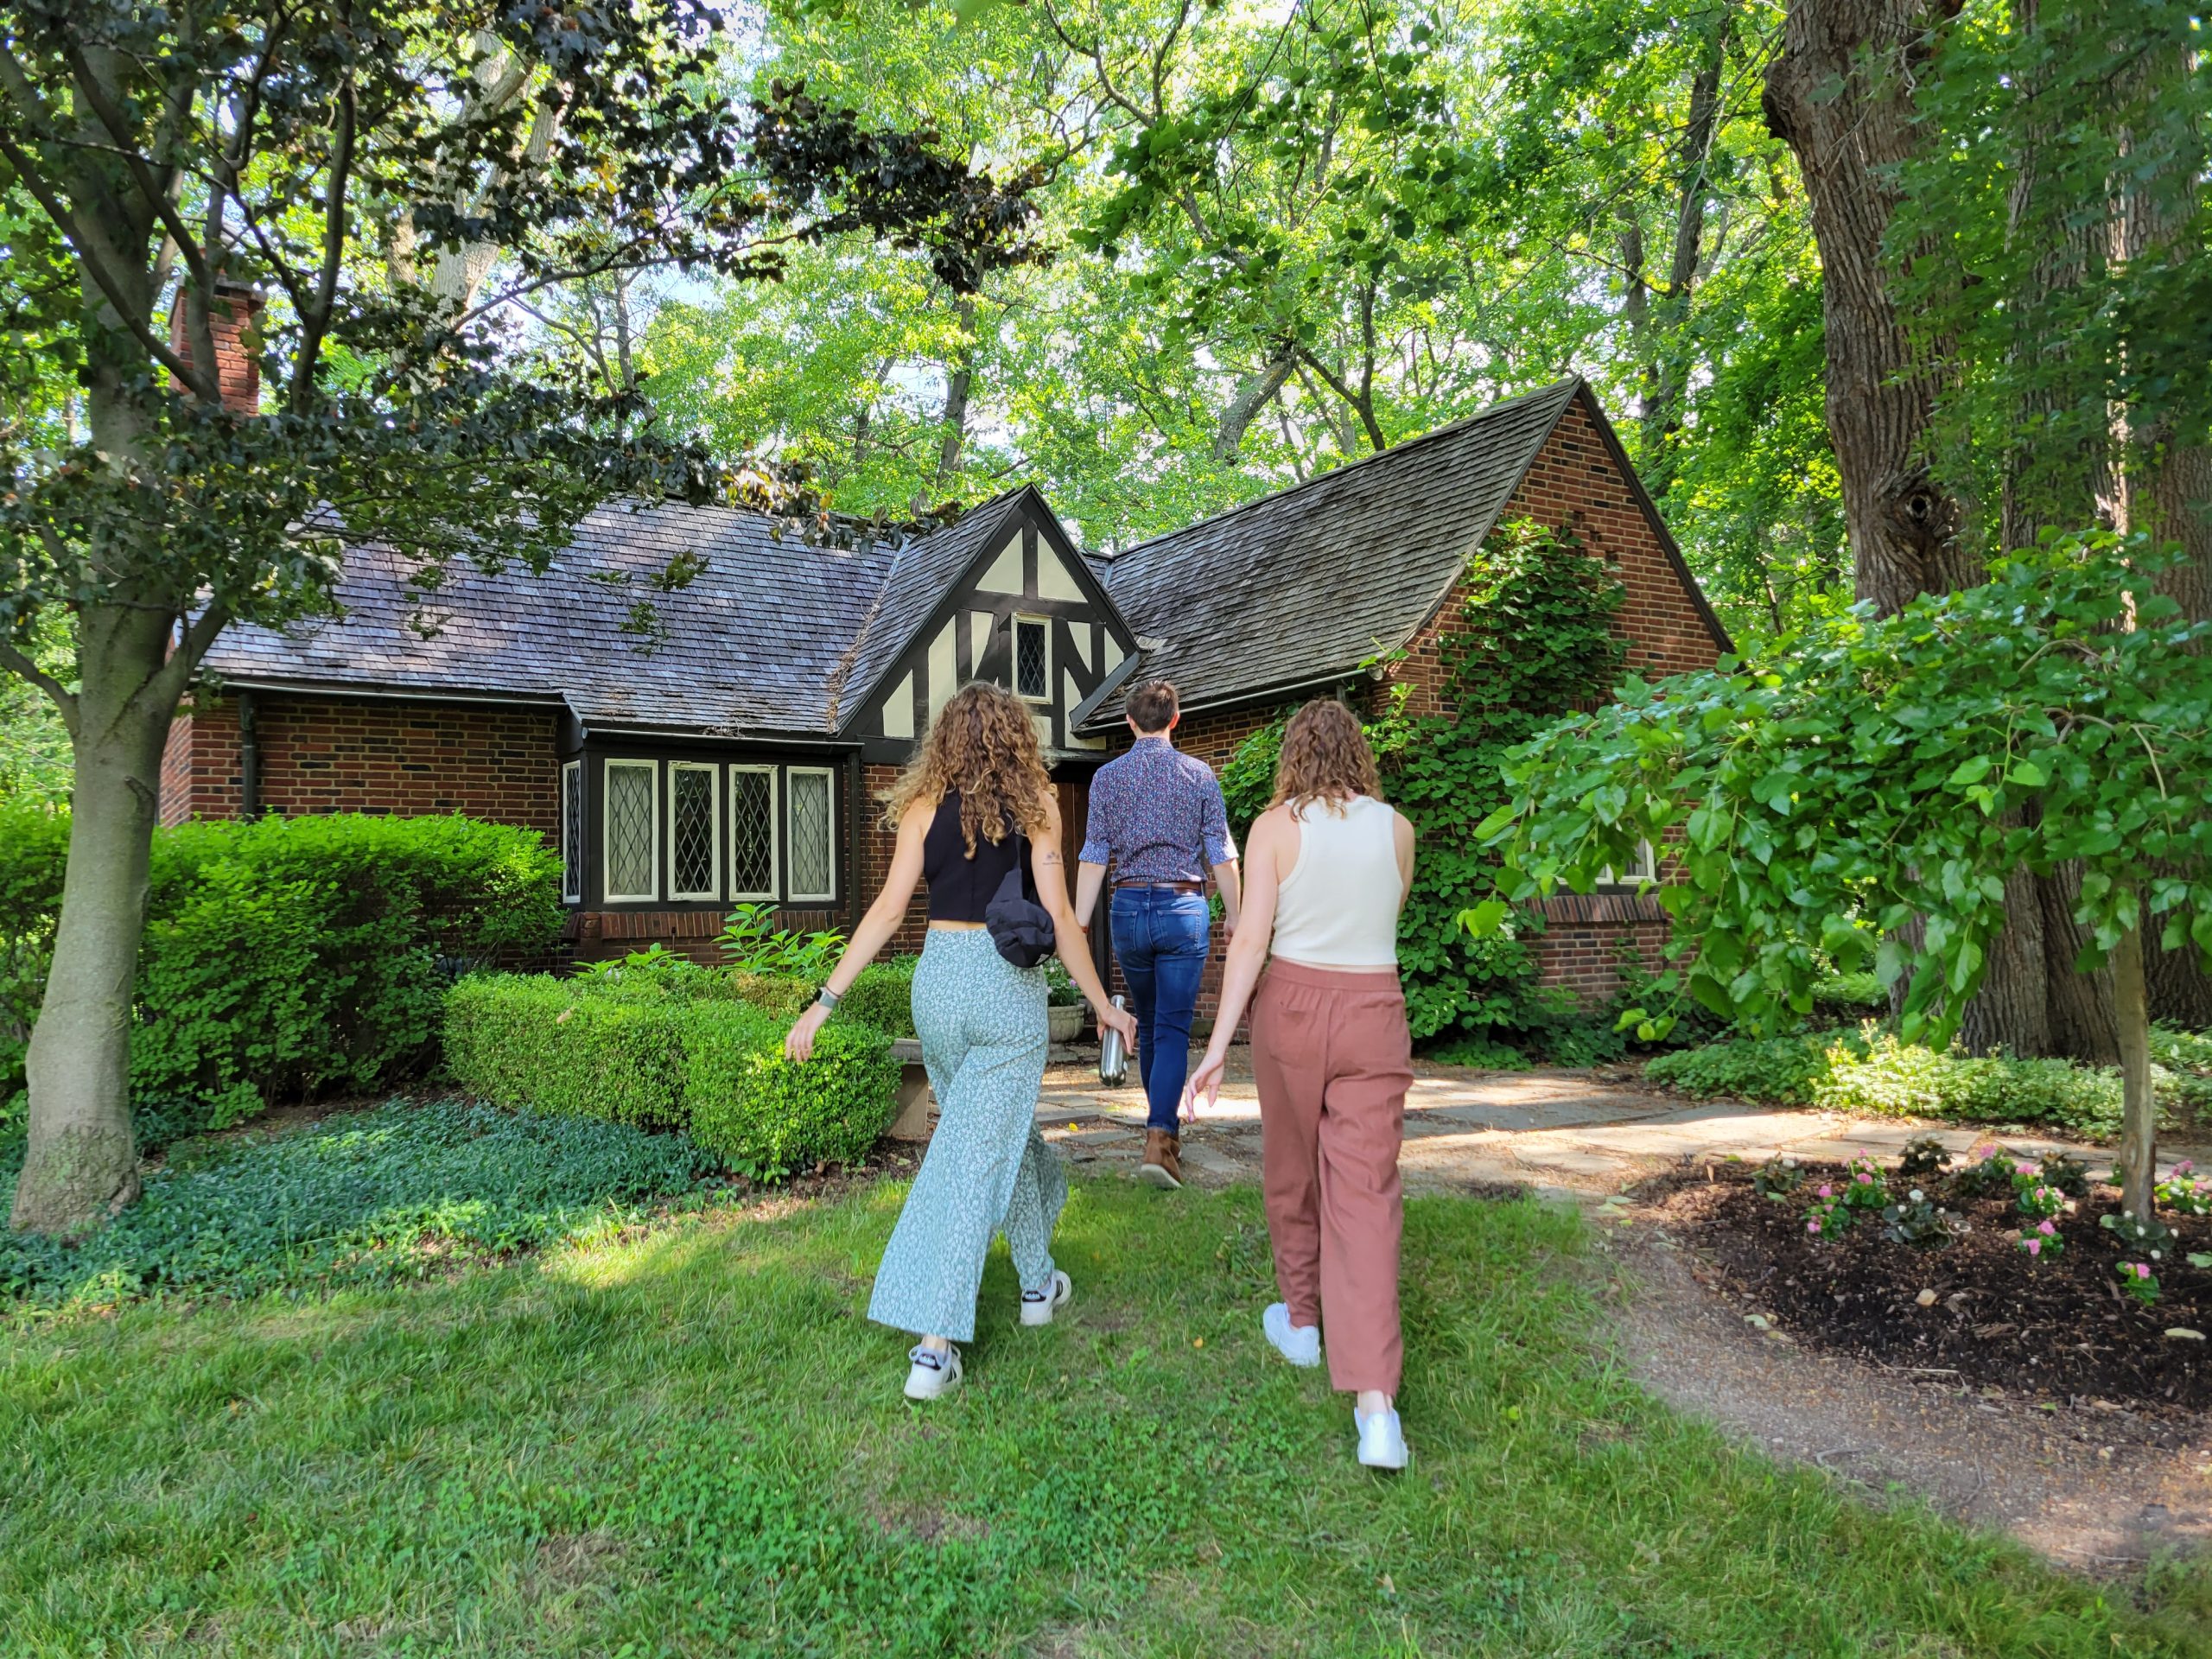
[{"left": 1185, "top": 700, "right": 1418, "bottom": 1471}]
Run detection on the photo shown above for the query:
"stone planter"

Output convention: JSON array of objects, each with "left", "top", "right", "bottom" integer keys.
[{"left": 1047, "top": 1003, "right": 1085, "bottom": 1044}]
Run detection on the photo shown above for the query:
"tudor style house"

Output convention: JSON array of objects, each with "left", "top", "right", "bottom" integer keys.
[{"left": 162, "top": 370, "right": 1730, "bottom": 1001}]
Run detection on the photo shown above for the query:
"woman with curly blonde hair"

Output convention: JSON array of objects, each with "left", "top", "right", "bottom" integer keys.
[
  {"left": 1185, "top": 698, "right": 1417, "bottom": 1468},
  {"left": 787, "top": 682, "right": 1135, "bottom": 1401}
]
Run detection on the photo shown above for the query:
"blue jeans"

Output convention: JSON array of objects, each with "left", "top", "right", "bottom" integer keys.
[{"left": 1109, "top": 887, "right": 1211, "bottom": 1135}]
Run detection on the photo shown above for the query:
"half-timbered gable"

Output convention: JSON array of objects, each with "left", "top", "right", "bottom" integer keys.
[{"left": 844, "top": 488, "right": 1138, "bottom": 762}]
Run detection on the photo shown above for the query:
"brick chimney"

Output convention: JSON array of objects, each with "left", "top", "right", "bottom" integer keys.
[{"left": 168, "top": 280, "right": 264, "bottom": 415}]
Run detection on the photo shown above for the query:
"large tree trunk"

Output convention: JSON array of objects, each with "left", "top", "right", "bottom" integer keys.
[
  {"left": 1213, "top": 346, "right": 1295, "bottom": 461},
  {"left": 1762, "top": 0, "right": 1975, "bottom": 618},
  {"left": 1971, "top": 0, "right": 2120, "bottom": 1062},
  {"left": 1642, "top": 12, "right": 1732, "bottom": 486},
  {"left": 10, "top": 601, "right": 174, "bottom": 1235},
  {"left": 2114, "top": 31, "right": 2212, "bottom": 1029}
]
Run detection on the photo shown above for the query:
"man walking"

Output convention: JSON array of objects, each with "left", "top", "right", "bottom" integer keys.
[{"left": 1075, "top": 679, "right": 1241, "bottom": 1189}]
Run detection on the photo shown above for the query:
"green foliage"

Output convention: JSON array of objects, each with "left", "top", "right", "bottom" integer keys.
[
  {"left": 0, "top": 1098, "right": 721, "bottom": 1311},
  {"left": 839, "top": 956, "right": 920, "bottom": 1036},
  {"left": 1644, "top": 1032, "right": 1855, "bottom": 1107},
  {"left": 443, "top": 973, "right": 899, "bottom": 1181},
  {"left": 1815, "top": 1035, "right": 2156, "bottom": 1142},
  {"left": 1222, "top": 520, "right": 1626, "bottom": 1051},
  {"left": 717, "top": 901, "right": 848, "bottom": 978},
  {"left": 1811, "top": 972, "right": 1887, "bottom": 1019},
  {"left": 683, "top": 1003, "right": 901, "bottom": 1182},
  {"left": 1470, "top": 540, "right": 2212, "bottom": 1051},
  {"left": 1651, "top": 1026, "right": 2192, "bottom": 1142},
  {"left": 1893, "top": 0, "right": 2212, "bottom": 563},
  {"left": 728, "top": 970, "right": 818, "bottom": 1020},
  {"left": 0, "top": 810, "right": 562, "bottom": 1132}
]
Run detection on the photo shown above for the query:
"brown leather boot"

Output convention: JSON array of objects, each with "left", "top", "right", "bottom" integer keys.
[{"left": 1139, "top": 1129, "right": 1183, "bottom": 1190}]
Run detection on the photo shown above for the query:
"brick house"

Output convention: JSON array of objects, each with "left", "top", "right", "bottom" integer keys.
[{"left": 165, "top": 372, "right": 1728, "bottom": 1001}]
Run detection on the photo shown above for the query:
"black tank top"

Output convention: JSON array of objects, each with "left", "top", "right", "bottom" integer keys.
[{"left": 924, "top": 791, "right": 1025, "bottom": 922}]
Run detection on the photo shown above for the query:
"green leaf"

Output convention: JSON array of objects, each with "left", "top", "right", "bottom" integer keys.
[
  {"left": 1460, "top": 899, "right": 1510, "bottom": 938},
  {"left": 1947, "top": 755, "right": 1993, "bottom": 788},
  {"left": 2006, "top": 759, "right": 2047, "bottom": 788}
]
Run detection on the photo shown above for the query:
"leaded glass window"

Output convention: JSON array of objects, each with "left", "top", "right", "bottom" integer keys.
[
  {"left": 729, "top": 766, "right": 778, "bottom": 899},
  {"left": 560, "top": 761, "right": 583, "bottom": 903},
  {"left": 669, "top": 763, "right": 719, "bottom": 899},
  {"left": 787, "top": 768, "right": 836, "bottom": 900},
  {"left": 1014, "top": 616, "right": 1050, "bottom": 702},
  {"left": 1597, "top": 839, "right": 1658, "bottom": 889},
  {"left": 604, "top": 760, "right": 658, "bottom": 900}
]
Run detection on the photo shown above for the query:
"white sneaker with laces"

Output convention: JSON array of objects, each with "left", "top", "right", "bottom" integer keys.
[
  {"left": 1356, "top": 1406, "right": 1408, "bottom": 1471},
  {"left": 903, "top": 1344, "right": 963, "bottom": 1401},
  {"left": 1020, "top": 1269, "right": 1073, "bottom": 1327},
  {"left": 1262, "top": 1302, "right": 1322, "bottom": 1368}
]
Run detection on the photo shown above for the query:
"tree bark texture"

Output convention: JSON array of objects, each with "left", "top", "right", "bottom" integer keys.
[
  {"left": 2113, "top": 31, "right": 2212, "bottom": 1027},
  {"left": 1762, "top": 0, "right": 1975, "bottom": 618},
  {"left": 10, "top": 601, "right": 171, "bottom": 1235},
  {"left": 1213, "top": 346, "right": 1296, "bottom": 461}
]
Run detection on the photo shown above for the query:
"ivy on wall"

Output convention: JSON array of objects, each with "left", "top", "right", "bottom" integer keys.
[{"left": 1219, "top": 518, "right": 1627, "bottom": 1048}]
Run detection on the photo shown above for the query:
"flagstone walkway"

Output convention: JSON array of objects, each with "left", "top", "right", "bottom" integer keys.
[{"left": 1028, "top": 1048, "right": 2196, "bottom": 1198}]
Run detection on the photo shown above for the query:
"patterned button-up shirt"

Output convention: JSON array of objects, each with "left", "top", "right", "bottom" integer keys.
[{"left": 1079, "top": 737, "right": 1237, "bottom": 883}]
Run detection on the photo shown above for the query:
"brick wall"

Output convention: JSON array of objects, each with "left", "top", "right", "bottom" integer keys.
[{"left": 164, "top": 692, "right": 560, "bottom": 830}]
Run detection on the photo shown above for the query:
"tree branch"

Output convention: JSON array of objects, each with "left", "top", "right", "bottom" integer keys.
[{"left": 0, "top": 639, "right": 77, "bottom": 731}]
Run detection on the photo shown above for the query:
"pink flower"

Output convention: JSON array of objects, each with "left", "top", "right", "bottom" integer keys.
[
  {"left": 1807, "top": 1220, "right": 1821, "bottom": 1235},
  {"left": 1856, "top": 1172, "right": 1873, "bottom": 1184},
  {"left": 2037, "top": 1219, "right": 2056, "bottom": 1235},
  {"left": 2025, "top": 1238, "right": 2043, "bottom": 1255},
  {"left": 2135, "top": 1263, "right": 2152, "bottom": 1281},
  {"left": 1817, "top": 1185, "right": 1834, "bottom": 1198}
]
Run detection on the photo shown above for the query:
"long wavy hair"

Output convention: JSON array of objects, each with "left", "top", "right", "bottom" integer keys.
[
  {"left": 1271, "top": 698, "right": 1382, "bottom": 818},
  {"left": 882, "top": 681, "right": 1053, "bottom": 852}
]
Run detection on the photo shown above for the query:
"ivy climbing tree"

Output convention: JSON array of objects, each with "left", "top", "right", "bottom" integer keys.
[
  {"left": 1465, "top": 539, "right": 2212, "bottom": 1221},
  {"left": 1220, "top": 519, "right": 1626, "bottom": 1050}
]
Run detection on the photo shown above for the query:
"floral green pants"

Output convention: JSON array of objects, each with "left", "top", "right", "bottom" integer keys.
[{"left": 868, "top": 927, "right": 1067, "bottom": 1343}]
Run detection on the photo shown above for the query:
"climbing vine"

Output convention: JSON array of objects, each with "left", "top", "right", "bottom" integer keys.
[{"left": 1220, "top": 518, "right": 1626, "bottom": 1047}]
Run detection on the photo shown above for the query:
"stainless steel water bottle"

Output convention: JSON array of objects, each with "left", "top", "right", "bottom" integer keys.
[{"left": 1097, "top": 994, "right": 1129, "bottom": 1086}]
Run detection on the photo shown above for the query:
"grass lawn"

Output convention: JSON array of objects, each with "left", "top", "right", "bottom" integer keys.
[{"left": 3, "top": 1173, "right": 2207, "bottom": 1657}]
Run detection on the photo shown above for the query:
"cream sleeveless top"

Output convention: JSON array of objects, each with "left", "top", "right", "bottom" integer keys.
[{"left": 1272, "top": 795, "right": 1404, "bottom": 969}]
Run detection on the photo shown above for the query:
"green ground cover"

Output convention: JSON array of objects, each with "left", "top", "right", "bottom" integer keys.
[{"left": 3, "top": 1156, "right": 2204, "bottom": 1656}]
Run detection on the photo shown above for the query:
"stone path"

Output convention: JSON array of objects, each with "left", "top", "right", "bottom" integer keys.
[{"left": 1025, "top": 1047, "right": 2202, "bottom": 1198}]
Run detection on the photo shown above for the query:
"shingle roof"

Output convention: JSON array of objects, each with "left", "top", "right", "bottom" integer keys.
[
  {"left": 1084, "top": 377, "right": 1586, "bottom": 726},
  {"left": 203, "top": 498, "right": 912, "bottom": 736}
]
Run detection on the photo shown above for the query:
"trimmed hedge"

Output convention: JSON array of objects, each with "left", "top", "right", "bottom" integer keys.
[
  {"left": 2, "top": 807, "right": 563, "bottom": 1139},
  {"left": 445, "top": 974, "right": 899, "bottom": 1181},
  {"left": 839, "top": 956, "right": 918, "bottom": 1040}
]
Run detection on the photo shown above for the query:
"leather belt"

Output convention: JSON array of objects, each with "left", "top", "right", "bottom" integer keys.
[{"left": 1116, "top": 879, "right": 1205, "bottom": 893}]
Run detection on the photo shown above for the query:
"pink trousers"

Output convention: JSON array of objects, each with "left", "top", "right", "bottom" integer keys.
[{"left": 1249, "top": 960, "right": 1414, "bottom": 1395}]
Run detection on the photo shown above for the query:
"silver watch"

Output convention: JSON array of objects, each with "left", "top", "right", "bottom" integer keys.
[{"left": 815, "top": 986, "right": 842, "bottom": 1010}]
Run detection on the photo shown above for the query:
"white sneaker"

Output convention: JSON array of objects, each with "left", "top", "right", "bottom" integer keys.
[
  {"left": 903, "top": 1344, "right": 962, "bottom": 1401},
  {"left": 1262, "top": 1302, "right": 1322, "bottom": 1368},
  {"left": 1020, "top": 1270, "right": 1072, "bottom": 1327},
  {"left": 1356, "top": 1406, "right": 1408, "bottom": 1471}
]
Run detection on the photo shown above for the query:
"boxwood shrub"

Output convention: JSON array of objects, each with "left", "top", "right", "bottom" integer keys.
[
  {"left": 838, "top": 956, "right": 918, "bottom": 1039},
  {"left": 444, "top": 974, "right": 899, "bottom": 1181},
  {"left": 681, "top": 1001, "right": 901, "bottom": 1179},
  {"left": 2, "top": 807, "right": 562, "bottom": 1140}
]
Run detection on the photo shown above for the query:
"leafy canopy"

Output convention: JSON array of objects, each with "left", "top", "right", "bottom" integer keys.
[{"left": 1466, "top": 538, "right": 2212, "bottom": 1045}]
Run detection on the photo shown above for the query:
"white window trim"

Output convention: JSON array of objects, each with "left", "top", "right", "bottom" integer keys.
[
  {"left": 1598, "top": 839, "right": 1659, "bottom": 889},
  {"left": 667, "top": 760, "right": 721, "bottom": 901},
  {"left": 785, "top": 766, "right": 838, "bottom": 903},
  {"left": 601, "top": 758, "right": 659, "bottom": 903},
  {"left": 559, "top": 760, "right": 582, "bottom": 904},
  {"left": 728, "top": 764, "right": 780, "bottom": 901},
  {"left": 1012, "top": 613, "right": 1052, "bottom": 704}
]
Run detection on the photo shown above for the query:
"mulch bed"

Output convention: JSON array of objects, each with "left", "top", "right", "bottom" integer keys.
[{"left": 1643, "top": 1162, "right": 2212, "bottom": 1418}]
